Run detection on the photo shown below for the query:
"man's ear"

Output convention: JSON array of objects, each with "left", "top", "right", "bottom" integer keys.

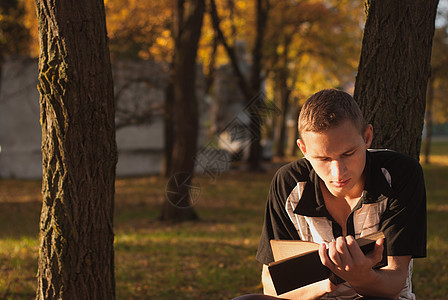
[
  {"left": 364, "top": 124, "right": 373, "bottom": 148},
  {"left": 297, "top": 138, "right": 307, "bottom": 157}
]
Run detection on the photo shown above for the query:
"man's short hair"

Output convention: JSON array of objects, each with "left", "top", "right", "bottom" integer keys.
[{"left": 298, "top": 89, "right": 366, "bottom": 137}]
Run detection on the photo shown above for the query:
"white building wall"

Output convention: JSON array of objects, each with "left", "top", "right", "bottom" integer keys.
[{"left": 0, "top": 57, "right": 206, "bottom": 179}]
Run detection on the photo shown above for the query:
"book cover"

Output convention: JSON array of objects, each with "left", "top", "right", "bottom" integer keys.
[{"left": 268, "top": 231, "right": 387, "bottom": 295}]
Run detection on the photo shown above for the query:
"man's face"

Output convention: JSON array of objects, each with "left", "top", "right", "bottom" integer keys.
[{"left": 297, "top": 120, "right": 373, "bottom": 199}]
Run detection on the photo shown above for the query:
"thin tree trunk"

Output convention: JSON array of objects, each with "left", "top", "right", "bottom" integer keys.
[
  {"left": 159, "top": 0, "right": 205, "bottom": 222},
  {"left": 274, "top": 37, "right": 293, "bottom": 158},
  {"left": 162, "top": 66, "right": 175, "bottom": 177},
  {"left": 209, "top": 0, "right": 251, "bottom": 101},
  {"left": 274, "top": 75, "right": 289, "bottom": 157},
  {"left": 205, "top": 33, "right": 218, "bottom": 96},
  {"left": 288, "top": 102, "right": 300, "bottom": 157},
  {"left": 354, "top": 0, "right": 438, "bottom": 159},
  {"left": 248, "top": 0, "right": 269, "bottom": 171},
  {"left": 35, "top": 0, "right": 117, "bottom": 299}
]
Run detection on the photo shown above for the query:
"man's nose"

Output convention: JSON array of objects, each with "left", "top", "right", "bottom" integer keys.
[{"left": 330, "top": 159, "right": 346, "bottom": 179}]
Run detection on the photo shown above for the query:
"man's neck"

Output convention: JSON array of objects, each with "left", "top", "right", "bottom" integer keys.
[{"left": 320, "top": 180, "right": 364, "bottom": 236}]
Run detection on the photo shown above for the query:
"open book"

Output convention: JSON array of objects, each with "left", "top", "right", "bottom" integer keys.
[{"left": 268, "top": 231, "right": 387, "bottom": 295}]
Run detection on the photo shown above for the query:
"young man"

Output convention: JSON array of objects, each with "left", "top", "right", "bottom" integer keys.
[{"left": 255, "top": 89, "right": 426, "bottom": 299}]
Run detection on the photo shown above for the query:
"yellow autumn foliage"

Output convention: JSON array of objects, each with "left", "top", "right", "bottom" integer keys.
[{"left": 20, "top": 0, "right": 365, "bottom": 99}]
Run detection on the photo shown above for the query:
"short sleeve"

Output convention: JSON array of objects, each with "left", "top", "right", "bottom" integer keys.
[
  {"left": 256, "top": 166, "right": 301, "bottom": 265},
  {"left": 380, "top": 156, "right": 427, "bottom": 258}
]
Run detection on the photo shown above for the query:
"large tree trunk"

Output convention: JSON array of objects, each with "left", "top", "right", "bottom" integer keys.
[
  {"left": 35, "top": 0, "right": 117, "bottom": 299},
  {"left": 354, "top": 0, "right": 438, "bottom": 159},
  {"left": 159, "top": 0, "right": 205, "bottom": 222}
]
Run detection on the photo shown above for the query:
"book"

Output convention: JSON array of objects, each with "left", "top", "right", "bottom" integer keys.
[{"left": 268, "top": 231, "right": 387, "bottom": 295}]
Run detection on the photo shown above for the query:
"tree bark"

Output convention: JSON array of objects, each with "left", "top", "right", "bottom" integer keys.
[
  {"left": 35, "top": 0, "right": 117, "bottom": 299},
  {"left": 354, "top": 0, "right": 439, "bottom": 159},
  {"left": 423, "top": 75, "right": 434, "bottom": 164},
  {"left": 159, "top": 0, "right": 205, "bottom": 222}
]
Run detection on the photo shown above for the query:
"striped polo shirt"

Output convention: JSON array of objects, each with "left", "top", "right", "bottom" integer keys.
[{"left": 256, "top": 150, "right": 426, "bottom": 299}]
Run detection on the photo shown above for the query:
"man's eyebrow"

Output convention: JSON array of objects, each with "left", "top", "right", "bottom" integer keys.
[
  {"left": 309, "top": 153, "right": 333, "bottom": 160},
  {"left": 343, "top": 146, "right": 359, "bottom": 154},
  {"left": 311, "top": 146, "right": 359, "bottom": 159}
]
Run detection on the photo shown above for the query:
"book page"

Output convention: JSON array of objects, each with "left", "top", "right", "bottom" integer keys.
[
  {"left": 270, "top": 240, "right": 320, "bottom": 261},
  {"left": 270, "top": 232, "right": 385, "bottom": 262},
  {"left": 357, "top": 231, "right": 385, "bottom": 247}
]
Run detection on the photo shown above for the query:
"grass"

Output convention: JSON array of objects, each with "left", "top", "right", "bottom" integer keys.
[
  {"left": 113, "top": 171, "right": 271, "bottom": 299},
  {"left": 413, "top": 141, "right": 448, "bottom": 299},
  {"left": 0, "top": 144, "right": 448, "bottom": 299}
]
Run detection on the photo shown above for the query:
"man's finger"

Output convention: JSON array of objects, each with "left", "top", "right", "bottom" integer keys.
[
  {"left": 368, "top": 238, "right": 385, "bottom": 265},
  {"left": 345, "top": 235, "right": 362, "bottom": 257},
  {"left": 335, "top": 236, "right": 353, "bottom": 268},
  {"left": 328, "top": 239, "right": 343, "bottom": 267},
  {"left": 319, "top": 243, "right": 333, "bottom": 269}
]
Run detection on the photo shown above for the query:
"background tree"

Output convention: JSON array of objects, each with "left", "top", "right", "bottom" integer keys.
[
  {"left": 159, "top": 0, "right": 205, "bottom": 222},
  {"left": 247, "top": 0, "right": 270, "bottom": 171},
  {"left": 210, "top": 0, "right": 270, "bottom": 171},
  {"left": 264, "top": 0, "right": 364, "bottom": 157},
  {"left": 208, "top": 0, "right": 365, "bottom": 162},
  {"left": 35, "top": 0, "right": 117, "bottom": 298},
  {"left": 0, "top": 0, "right": 30, "bottom": 94},
  {"left": 354, "top": 0, "right": 439, "bottom": 159}
]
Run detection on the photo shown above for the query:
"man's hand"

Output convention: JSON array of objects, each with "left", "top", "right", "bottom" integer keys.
[
  {"left": 319, "top": 237, "right": 411, "bottom": 298},
  {"left": 318, "top": 236, "right": 384, "bottom": 286}
]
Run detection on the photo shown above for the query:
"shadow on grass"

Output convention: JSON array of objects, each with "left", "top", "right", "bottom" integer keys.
[
  {"left": 0, "top": 202, "right": 41, "bottom": 239},
  {"left": 115, "top": 232, "right": 263, "bottom": 299}
]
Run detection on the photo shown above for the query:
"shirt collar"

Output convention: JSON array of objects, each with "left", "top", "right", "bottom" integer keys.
[
  {"left": 293, "top": 151, "right": 392, "bottom": 217},
  {"left": 293, "top": 167, "right": 328, "bottom": 217}
]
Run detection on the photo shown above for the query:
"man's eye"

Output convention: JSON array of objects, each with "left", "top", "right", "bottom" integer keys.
[{"left": 344, "top": 151, "right": 355, "bottom": 157}]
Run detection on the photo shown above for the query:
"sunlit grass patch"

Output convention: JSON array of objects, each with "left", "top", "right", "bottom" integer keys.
[
  {"left": 0, "top": 238, "right": 38, "bottom": 299},
  {"left": 421, "top": 141, "right": 448, "bottom": 166},
  {"left": 425, "top": 155, "right": 448, "bottom": 166}
]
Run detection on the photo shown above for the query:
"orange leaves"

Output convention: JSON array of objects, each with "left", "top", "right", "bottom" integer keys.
[{"left": 105, "top": 0, "right": 173, "bottom": 60}]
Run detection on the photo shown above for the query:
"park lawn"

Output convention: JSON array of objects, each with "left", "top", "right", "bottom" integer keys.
[
  {"left": 0, "top": 143, "right": 447, "bottom": 299},
  {"left": 413, "top": 141, "right": 448, "bottom": 298}
]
